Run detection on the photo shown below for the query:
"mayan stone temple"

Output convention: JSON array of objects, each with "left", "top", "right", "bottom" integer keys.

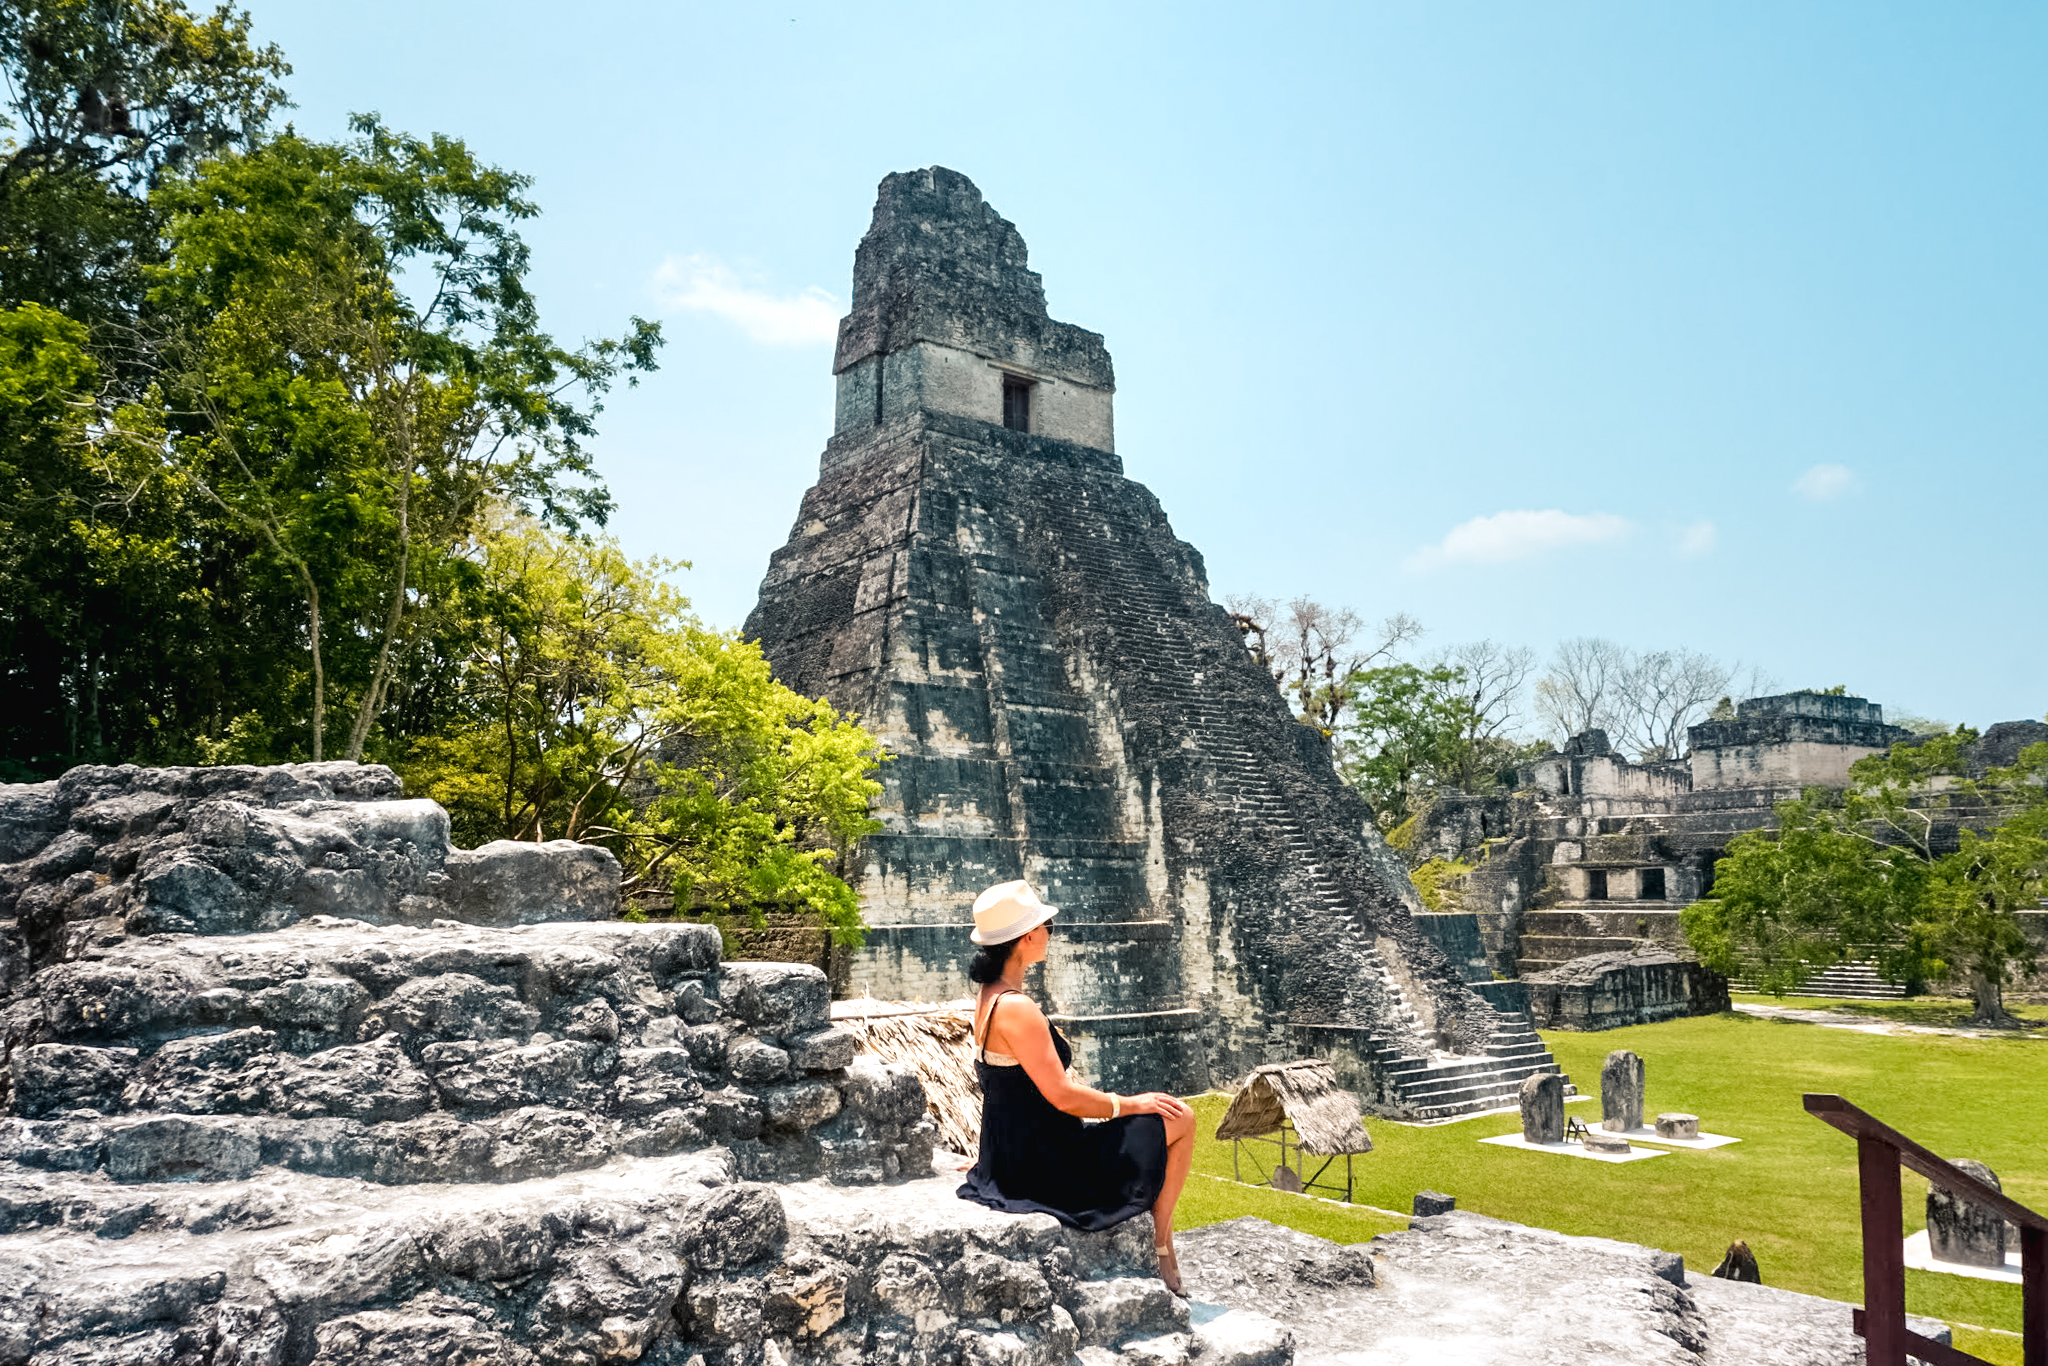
[{"left": 746, "top": 167, "right": 1566, "bottom": 1117}]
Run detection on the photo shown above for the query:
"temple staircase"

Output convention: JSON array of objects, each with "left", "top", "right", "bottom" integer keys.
[{"left": 1048, "top": 501, "right": 1573, "bottom": 1119}]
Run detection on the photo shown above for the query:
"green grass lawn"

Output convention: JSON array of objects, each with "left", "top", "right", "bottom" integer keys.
[{"left": 1172, "top": 1010, "right": 2043, "bottom": 1364}]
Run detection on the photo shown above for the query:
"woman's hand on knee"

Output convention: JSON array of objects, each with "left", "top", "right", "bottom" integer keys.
[{"left": 1125, "top": 1092, "right": 1192, "bottom": 1123}]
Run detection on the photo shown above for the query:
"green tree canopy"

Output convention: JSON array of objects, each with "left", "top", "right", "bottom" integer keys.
[
  {"left": 0, "top": 0, "right": 289, "bottom": 333},
  {"left": 402, "top": 515, "right": 884, "bottom": 945},
  {"left": 146, "top": 119, "right": 659, "bottom": 761},
  {"left": 1683, "top": 730, "right": 2047, "bottom": 1023}
]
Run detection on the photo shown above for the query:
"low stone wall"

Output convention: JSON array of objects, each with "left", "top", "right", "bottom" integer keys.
[
  {"left": 0, "top": 918, "right": 933, "bottom": 1188},
  {"left": 1523, "top": 949, "right": 1732, "bottom": 1031}
]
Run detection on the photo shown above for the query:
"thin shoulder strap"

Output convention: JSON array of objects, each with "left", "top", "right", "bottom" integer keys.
[{"left": 979, "top": 989, "right": 1020, "bottom": 1060}]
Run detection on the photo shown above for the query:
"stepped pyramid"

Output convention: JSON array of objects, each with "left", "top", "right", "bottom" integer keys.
[{"left": 746, "top": 167, "right": 1571, "bottom": 1116}]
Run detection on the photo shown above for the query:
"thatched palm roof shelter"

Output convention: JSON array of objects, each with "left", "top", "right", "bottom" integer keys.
[
  {"left": 831, "top": 998, "right": 981, "bottom": 1156},
  {"left": 1215, "top": 1060, "right": 1373, "bottom": 1156}
]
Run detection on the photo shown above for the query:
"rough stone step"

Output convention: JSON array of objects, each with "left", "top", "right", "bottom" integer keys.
[
  {"left": 0, "top": 1147, "right": 1213, "bottom": 1365},
  {"left": 1394, "top": 1084, "right": 1583, "bottom": 1121},
  {"left": 1392, "top": 1066, "right": 1566, "bottom": 1102},
  {"left": 1382, "top": 1056, "right": 1564, "bottom": 1089}
]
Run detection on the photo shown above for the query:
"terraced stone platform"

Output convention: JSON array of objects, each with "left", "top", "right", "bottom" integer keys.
[{"left": 0, "top": 1147, "right": 1242, "bottom": 1364}]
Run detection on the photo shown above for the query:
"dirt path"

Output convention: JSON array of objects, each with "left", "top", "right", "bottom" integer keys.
[{"left": 1733, "top": 1002, "right": 2048, "bottom": 1039}]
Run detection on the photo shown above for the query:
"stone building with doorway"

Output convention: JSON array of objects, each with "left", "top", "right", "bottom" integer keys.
[
  {"left": 742, "top": 166, "right": 1574, "bottom": 1115},
  {"left": 1406, "top": 693, "right": 2047, "bottom": 1000}
]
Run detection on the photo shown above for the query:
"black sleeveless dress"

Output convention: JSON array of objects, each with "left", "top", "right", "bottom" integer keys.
[{"left": 955, "top": 990, "right": 1169, "bottom": 1232}]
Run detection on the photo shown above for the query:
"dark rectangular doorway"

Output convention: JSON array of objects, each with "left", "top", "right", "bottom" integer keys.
[{"left": 1002, "top": 376, "right": 1032, "bottom": 431}]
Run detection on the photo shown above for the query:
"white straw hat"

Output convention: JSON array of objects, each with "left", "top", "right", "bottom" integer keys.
[{"left": 969, "top": 880, "right": 1060, "bottom": 945}]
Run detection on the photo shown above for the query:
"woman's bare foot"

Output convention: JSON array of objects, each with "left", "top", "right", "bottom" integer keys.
[{"left": 1156, "top": 1244, "right": 1184, "bottom": 1296}]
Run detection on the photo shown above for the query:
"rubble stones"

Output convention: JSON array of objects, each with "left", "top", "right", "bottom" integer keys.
[
  {"left": 1600, "top": 1049, "right": 1644, "bottom": 1132},
  {"left": 1928, "top": 1159, "right": 2008, "bottom": 1268},
  {"left": 680, "top": 1182, "right": 789, "bottom": 1268},
  {"left": 0, "top": 1152, "right": 1206, "bottom": 1365},
  {"left": 0, "top": 764, "right": 622, "bottom": 974},
  {"left": 1519, "top": 1072, "right": 1564, "bottom": 1144},
  {"left": 1411, "top": 1190, "right": 1455, "bottom": 1217},
  {"left": 1655, "top": 1112, "right": 1699, "bottom": 1140},
  {"left": 8, "top": 1042, "right": 136, "bottom": 1116},
  {"left": 0, "top": 762, "right": 1209, "bottom": 1363},
  {"left": 720, "top": 961, "right": 831, "bottom": 1039},
  {"left": 787, "top": 1026, "right": 857, "bottom": 1072},
  {"left": 1069, "top": 1278, "right": 1188, "bottom": 1345}
]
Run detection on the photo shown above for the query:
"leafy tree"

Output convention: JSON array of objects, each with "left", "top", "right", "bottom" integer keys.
[
  {"left": 1678, "top": 799, "right": 1911, "bottom": 995},
  {"left": 0, "top": 0, "right": 289, "bottom": 334},
  {"left": 1683, "top": 730, "right": 2047, "bottom": 1023},
  {"left": 402, "top": 516, "right": 884, "bottom": 945},
  {"left": 0, "top": 301, "right": 213, "bottom": 777},
  {"left": 147, "top": 120, "right": 660, "bottom": 761},
  {"left": 1338, "top": 663, "right": 1474, "bottom": 820}
]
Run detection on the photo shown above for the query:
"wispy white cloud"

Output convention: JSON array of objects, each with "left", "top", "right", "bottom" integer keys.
[
  {"left": 1404, "top": 509, "right": 1633, "bottom": 571},
  {"left": 1793, "top": 463, "right": 1857, "bottom": 501},
  {"left": 651, "top": 253, "right": 841, "bottom": 345},
  {"left": 1676, "top": 520, "right": 1717, "bottom": 557}
]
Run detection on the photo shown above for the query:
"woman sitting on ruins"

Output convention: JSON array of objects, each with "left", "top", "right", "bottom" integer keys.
[{"left": 955, "top": 880, "right": 1196, "bottom": 1293}]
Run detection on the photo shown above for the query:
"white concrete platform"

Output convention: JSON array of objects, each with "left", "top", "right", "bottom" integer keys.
[
  {"left": 1904, "top": 1228, "right": 2024, "bottom": 1283},
  {"left": 1615, "top": 1125, "right": 1742, "bottom": 1150},
  {"left": 1387, "top": 1095, "right": 1595, "bottom": 1128},
  {"left": 1478, "top": 1133, "right": 1669, "bottom": 1163}
]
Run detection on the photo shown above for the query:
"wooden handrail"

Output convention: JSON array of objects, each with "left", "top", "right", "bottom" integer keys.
[
  {"left": 1806, "top": 1094, "right": 2048, "bottom": 1233},
  {"left": 1804, "top": 1093, "right": 2045, "bottom": 1366}
]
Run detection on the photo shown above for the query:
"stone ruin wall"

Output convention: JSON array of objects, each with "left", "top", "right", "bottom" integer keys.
[
  {"left": 0, "top": 762, "right": 1233, "bottom": 1364},
  {"left": 1402, "top": 702, "right": 2048, "bottom": 1002}
]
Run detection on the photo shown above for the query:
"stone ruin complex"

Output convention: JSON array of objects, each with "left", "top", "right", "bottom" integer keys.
[
  {"left": 1406, "top": 693, "right": 2048, "bottom": 1022},
  {"left": 744, "top": 166, "right": 1569, "bottom": 1119},
  {"left": 0, "top": 761, "right": 1243, "bottom": 1363},
  {"left": 0, "top": 759, "right": 1927, "bottom": 1363}
]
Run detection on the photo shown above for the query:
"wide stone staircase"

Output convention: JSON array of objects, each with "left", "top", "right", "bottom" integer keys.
[
  {"left": 1369, "top": 1020, "right": 1579, "bottom": 1122},
  {"left": 1728, "top": 957, "right": 1910, "bottom": 1000},
  {"left": 1045, "top": 500, "right": 1573, "bottom": 1120}
]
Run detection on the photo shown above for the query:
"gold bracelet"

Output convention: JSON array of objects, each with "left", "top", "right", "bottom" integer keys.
[{"left": 1110, "top": 1094, "right": 1121, "bottom": 1119}]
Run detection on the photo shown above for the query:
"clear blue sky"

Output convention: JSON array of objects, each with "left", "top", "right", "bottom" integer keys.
[{"left": 252, "top": 2, "right": 2045, "bottom": 731}]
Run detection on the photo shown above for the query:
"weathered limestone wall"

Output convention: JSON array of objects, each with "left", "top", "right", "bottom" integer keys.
[
  {"left": 835, "top": 342, "right": 1115, "bottom": 452},
  {"left": 1408, "top": 914, "right": 1491, "bottom": 984},
  {"left": 0, "top": 764, "right": 935, "bottom": 1189},
  {"left": 1522, "top": 948, "right": 1732, "bottom": 1031},
  {"left": 1691, "top": 739, "right": 1887, "bottom": 792}
]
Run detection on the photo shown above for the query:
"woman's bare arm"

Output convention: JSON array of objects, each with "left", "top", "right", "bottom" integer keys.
[{"left": 988, "top": 996, "right": 1189, "bottom": 1121}]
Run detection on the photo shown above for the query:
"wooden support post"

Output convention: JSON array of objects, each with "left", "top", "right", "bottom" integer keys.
[
  {"left": 1858, "top": 1135, "right": 1906, "bottom": 1366},
  {"left": 2024, "top": 1222, "right": 2045, "bottom": 1366}
]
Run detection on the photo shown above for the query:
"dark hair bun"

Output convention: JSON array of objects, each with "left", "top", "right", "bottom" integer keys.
[{"left": 967, "top": 942, "right": 1013, "bottom": 985}]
